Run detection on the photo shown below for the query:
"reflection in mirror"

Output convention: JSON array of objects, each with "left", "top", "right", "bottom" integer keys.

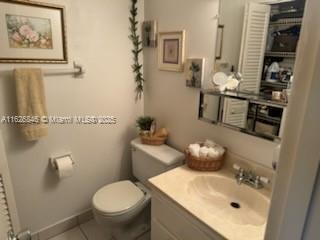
[
  {"left": 199, "top": 94, "right": 222, "bottom": 123},
  {"left": 215, "top": 25, "right": 224, "bottom": 60},
  {"left": 214, "top": 0, "right": 272, "bottom": 93},
  {"left": 199, "top": 0, "right": 306, "bottom": 141},
  {"left": 215, "top": 0, "right": 246, "bottom": 74},
  {"left": 222, "top": 98, "right": 249, "bottom": 129},
  {"left": 213, "top": 0, "right": 305, "bottom": 95},
  {"left": 199, "top": 91, "right": 286, "bottom": 141},
  {"left": 247, "top": 102, "right": 285, "bottom": 138}
]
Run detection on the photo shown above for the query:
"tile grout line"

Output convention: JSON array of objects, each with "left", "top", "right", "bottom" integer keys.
[{"left": 78, "top": 225, "right": 89, "bottom": 240}]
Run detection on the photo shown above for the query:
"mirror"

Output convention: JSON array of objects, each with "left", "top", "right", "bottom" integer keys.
[
  {"left": 199, "top": 90, "right": 287, "bottom": 141},
  {"left": 199, "top": 94, "right": 222, "bottom": 123},
  {"left": 214, "top": 0, "right": 246, "bottom": 74},
  {"left": 200, "top": 0, "right": 305, "bottom": 141}
]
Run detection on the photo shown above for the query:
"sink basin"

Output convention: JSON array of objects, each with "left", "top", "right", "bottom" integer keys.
[{"left": 187, "top": 175, "right": 270, "bottom": 227}]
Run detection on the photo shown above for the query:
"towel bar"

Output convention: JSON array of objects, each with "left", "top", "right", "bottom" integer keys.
[{"left": 43, "top": 61, "right": 85, "bottom": 77}]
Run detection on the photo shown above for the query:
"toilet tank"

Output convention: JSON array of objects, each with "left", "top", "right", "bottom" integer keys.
[{"left": 131, "top": 138, "right": 184, "bottom": 185}]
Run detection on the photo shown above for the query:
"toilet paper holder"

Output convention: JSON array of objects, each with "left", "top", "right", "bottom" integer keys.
[{"left": 50, "top": 153, "right": 75, "bottom": 170}]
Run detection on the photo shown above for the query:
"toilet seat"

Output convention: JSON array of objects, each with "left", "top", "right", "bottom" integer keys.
[{"left": 93, "top": 180, "right": 145, "bottom": 216}]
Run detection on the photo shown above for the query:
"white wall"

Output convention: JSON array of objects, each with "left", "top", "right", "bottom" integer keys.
[
  {"left": 218, "top": 0, "right": 246, "bottom": 71},
  {"left": 0, "top": 0, "right": 144, "bottom": 232},
  {"left": 144, "top": 0, "right": 278, "bottom": 168},
  {"left": 303, "top": 166, "right": 320, "bottom": 239}
]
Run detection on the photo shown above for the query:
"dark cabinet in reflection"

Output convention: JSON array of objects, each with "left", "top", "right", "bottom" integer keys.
[{"left": 247, "top": 103, "right": 284, "bottom": 138}]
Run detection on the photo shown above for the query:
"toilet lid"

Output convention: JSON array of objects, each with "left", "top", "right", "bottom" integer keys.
[{"left": 93, "top": 181, "right": 144, "bottom": 215}]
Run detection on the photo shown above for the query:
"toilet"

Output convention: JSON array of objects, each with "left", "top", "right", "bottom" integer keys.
[{"left": 92, "top": 138, "right": 184, "bottom": 240}]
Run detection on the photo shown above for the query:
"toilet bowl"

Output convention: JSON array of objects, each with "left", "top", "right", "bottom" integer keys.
[
  {"left": 92, "top": 138, "right": 184, "bottom": 240},
  {"left": 93, "top": 181, "right": 151, "bottom": 239}
]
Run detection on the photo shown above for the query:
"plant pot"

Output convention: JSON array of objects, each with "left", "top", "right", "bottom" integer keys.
[{"left": 139, "top": 130, "right": 151, "bottom": 137}]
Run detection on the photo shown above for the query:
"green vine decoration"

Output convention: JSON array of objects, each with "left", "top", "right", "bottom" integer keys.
[{"left": 129, "top": 0, "right": 144, "bottom": 100}]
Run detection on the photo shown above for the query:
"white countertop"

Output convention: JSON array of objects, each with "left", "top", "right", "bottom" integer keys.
[{"left": 149, "top": 165, "right": 271, "bottom": 240}]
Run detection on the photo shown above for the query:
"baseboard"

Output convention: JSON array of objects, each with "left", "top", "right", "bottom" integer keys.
[{"left": 31, "top": 209, "right": 93, "bottom": 240}]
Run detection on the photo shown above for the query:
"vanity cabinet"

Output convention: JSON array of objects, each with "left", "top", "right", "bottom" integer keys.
[
  {"left": 151, "top": 190, "right": 225, "bottom": 240},
  {"left": 152, "top": 219, "right": 178, "bottom": 240}
]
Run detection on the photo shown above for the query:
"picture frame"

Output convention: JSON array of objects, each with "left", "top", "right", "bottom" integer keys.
[
  {"left": 142, "top": 20, "right": 157, "bottom": 48},
  {"left": 215, "top": 25, "right": 224, "bottom": 60},
  {"left": 185, "top": 58, "right": 205, "bottom": 88},
  {"left": 0, "top": 0, "right": 68, "bottom": 64},
  {"left": 158, "top": 31, "right": 185, "bottom": 72}
]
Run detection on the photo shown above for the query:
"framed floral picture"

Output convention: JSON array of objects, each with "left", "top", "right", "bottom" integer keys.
[
  {"left": 0, "top": 0, "right": 67, "bottom": 63},
  {"left": 158, "top": 31, "right": 185, "bottom": 72}
]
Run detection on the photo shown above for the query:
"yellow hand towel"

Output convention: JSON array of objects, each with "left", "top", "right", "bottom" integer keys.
[{"left": 14, "top": 68, "right": 48, "bottom": 141}]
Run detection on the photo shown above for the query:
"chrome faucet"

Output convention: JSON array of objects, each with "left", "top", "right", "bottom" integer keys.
[
  {"left": 233, "top": 164, "right": 270, "bottom": 189},
  {"left": 7, "top": 229, "right": 31, "bottom": 240},
  {"left": 7, "top": 230, "right": 17, "bottom": 240},
  {"left": 236, "top": 168, "right": 245, "bottom": 185}
]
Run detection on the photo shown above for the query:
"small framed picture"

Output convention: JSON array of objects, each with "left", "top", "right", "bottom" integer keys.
[
  {"left": 158, "top": 31, "right": 185, "bottom": 72},
  {"left": 185, "top": 58, "right": 205, "bottom": 88},
  {"left": 0, "top": 0, "right": 68, "bottom": 64},
  {"left": 215, "top": 25, "right": 224, "bottom": 60},
  {"left": 142, "top": 20, "right": 157, "bottom": 48}
]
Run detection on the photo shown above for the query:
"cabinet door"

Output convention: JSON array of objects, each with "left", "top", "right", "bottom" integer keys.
[
  {"left": 152, "top": 192, "right": 223, "bottom": 240},
  {"left": 151, "top": 219, "right": 178, "bottom": 240},
  {"left": 222, "top": 98, "right": 249, "bottom": 128},
  {"left": 238, "top": 2, "right": 271, "bottom": 93}
]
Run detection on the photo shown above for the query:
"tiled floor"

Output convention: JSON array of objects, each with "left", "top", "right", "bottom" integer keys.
[
  {"left": 48, "top": 219, "right": 111, "bottom": 240},
  {"left": 48, "top": 228, "right": 86, "bottom": 240},
  {"left": 48, "top": 219, "right": 150, "bottom": 240}
]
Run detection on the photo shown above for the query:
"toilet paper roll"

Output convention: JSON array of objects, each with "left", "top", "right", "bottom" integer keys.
[{"left": 55, "top": 156, "right": 74, "bottom": 179}]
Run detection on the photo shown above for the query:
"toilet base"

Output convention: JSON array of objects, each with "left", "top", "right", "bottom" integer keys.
[
  {"left": 95, "top": 202, "right": 151, "bottom": 240},
  {"left": 114, "top": 203, "right": 150, "bottom": 240}
]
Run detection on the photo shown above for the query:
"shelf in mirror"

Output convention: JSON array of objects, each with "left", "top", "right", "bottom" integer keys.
[
  {"left": 248, "top": 112, "right": 282, "bottom": 125},
  {"left": 269, "top": 18, "right": 303, "bottom": 26},
  {"left": 201, "top": 89, "right": 288, "bottom": 108},
  {"left": 265, "top": 51, "right": 296, "bottom": 58},
  {"left": 261, "top": 81, "right": 289, "bottom": 89}
]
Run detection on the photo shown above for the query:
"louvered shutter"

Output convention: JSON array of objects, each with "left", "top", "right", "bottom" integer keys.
[
  {"left": 0, "top": 131, "right": 20, "bottom": 239},
  {"left": 238, "top": 2, "right": 271, "bottom": 93},
  {"left": 222, "top": 98, "right": 249, "bottom": 128}
]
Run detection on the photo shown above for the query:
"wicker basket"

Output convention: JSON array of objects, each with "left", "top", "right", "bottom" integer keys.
[
  {"left": 185, "top": 146, "right": 226, "bottom": 171},
  {"left": 140, "top": 135, "right": 167, "bottom": 146}
]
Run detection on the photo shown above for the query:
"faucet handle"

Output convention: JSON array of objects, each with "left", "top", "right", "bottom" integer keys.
[
  {"left": 233, "top": 164, "right": 242, "bottom": 171},
  {"left": 7, "top": 230, "right": 17, "bottom": 240},
  {"left": 259, "top": 176, "right": 270, "bottom": 185}
]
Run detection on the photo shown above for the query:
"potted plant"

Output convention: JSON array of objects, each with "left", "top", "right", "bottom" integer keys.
[
  {"left": 190, "top": 62, "right": 200, "bottom": 86},
  {"left": 136, "top": 116, "right": 155, "bottom": 136}
]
